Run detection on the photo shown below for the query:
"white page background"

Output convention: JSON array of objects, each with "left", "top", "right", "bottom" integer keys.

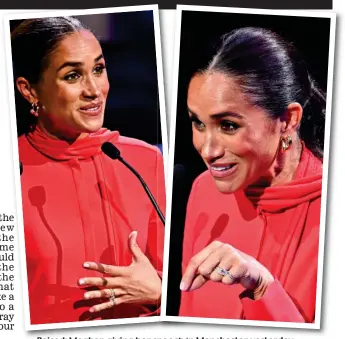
[{"left": 0, "top": 3, "right": 344, "bottom": 339}]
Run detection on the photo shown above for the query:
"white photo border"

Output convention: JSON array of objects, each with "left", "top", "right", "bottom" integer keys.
[
  {"left": 161, "top": 4, "right": 336, "bottom": 330},
  {"left": 3, "top": 4, "right": 168, "bottom": 331}
]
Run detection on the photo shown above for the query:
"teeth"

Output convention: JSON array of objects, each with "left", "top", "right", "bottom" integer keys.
[
  {"left": 211, "top": 165, "right": 234, "bottom": 171},
  {"left": 82, "top": 106, "right": 99, "bottom": 111}
]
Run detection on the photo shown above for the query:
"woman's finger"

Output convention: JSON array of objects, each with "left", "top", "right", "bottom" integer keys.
[
  {"left": 198, "top": 243, "right": 232, "bottom": 281},
  {"left": 89, "top": 298, "right": 116, "bottom": 313},
  {"left": 181, "top": 240, "right": 223, "bottom": 291},
  {"left": 209, "top": 246, "right": 238, "bottom": 282},
  {"left": 78, "top": 276, "right": 122, "bottom": 287},
  {"left": 84, "top": 288, "right": 125, "bottom": 300},
  {"left": 89, "top": 295, "right": 127, "bottom": 313},
  {"left": 83, "top": 262, "right": 127, "bottom": 276},
  {"left": 189, "top": 274, "right": 207, "bottom": 291}
]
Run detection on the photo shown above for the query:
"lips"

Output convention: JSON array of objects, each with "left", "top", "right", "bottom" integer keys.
[
  {"left": 209, "top": 163, "right": 238, "bottom": 178},
  {"left": 79, "top": 102, "right": 103, "bottom": 116}
]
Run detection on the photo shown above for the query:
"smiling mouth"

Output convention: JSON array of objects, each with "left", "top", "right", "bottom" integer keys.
[
  {"left": 79, "top": 104, "right": 102, "bottom": 116},
  {"left": 81, "top": 106, "right": 100, "bottom": 112},
  {"left": 210, "top": 164, "right": 236, "bottom": 171},
  {"left": 209, "top": 163, "right": 238, "bottom": 178}
]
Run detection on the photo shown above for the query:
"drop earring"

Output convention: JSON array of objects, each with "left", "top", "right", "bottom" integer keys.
[
  {"left": 281, "top": 135, "right": 292, "bottom": 151},
  {"left": 30, "top": 102, "right": 39, "bottom": 117}
]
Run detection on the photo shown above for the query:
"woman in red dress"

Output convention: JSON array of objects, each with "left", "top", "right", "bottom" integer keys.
[
  {"left": 12, "top": 17, "right": 165, "bottom": 325},
  {"left": 179, "top": 27, "right": 325, "bottom": 323}
]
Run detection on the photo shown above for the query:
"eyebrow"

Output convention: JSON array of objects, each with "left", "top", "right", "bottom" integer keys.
[
  {"left": 57, "top": 54, "right": 104, "bottom": 72},
  {"left": 188, "top": 109, "right": 244, "bottom": 120}
]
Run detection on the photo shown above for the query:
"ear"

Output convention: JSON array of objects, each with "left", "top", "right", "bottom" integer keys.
[
  {"left": 15, "top": 77, "right": 39, "bottom": 104},
  {"left": 281, "top": 102, "right": 303, "bottom": 134}
]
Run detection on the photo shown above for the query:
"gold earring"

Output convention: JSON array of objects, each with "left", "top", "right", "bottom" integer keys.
[
  {"left": 281, "top": 135, "right": 292, "bottom": 151},
  {"left": 30, "top": 102, "right": 39, "bottom": 117}
]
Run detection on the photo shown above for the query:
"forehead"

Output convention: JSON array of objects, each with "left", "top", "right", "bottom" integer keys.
[
  {"left": 187, "top": 72, "right": 248, "bottom": 113},
  {"left": 49, "top": 30, "right": 102, "bottom": 65}
]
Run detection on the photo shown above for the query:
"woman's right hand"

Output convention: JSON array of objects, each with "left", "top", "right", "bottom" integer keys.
[
  {"left": 78, "top": 231, "right": 161, "bottom": 313},
  {"left": 180, "top": 240, "right": 274, "bottom": 300}
]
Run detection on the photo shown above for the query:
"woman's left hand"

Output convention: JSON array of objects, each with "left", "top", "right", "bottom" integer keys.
[
  {"left": 78, "top": 231, "right": 161, "bottom": 313},
  {"left": 180, "top": 241, "right": 274, "bottom": 299}
]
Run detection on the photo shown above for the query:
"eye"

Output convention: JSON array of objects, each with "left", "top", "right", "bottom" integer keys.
[
  {"left": 93, "top": 64, "right": 106, "bottom": 75},
  {"left": 220, "top": 120, "right": 239, "bottom": 133},
  {"left": 189, "top": 115, "right": 205, "bottom": 131},
  {"left": 64, "top": 72, "right": 80, "bottom": 82}
]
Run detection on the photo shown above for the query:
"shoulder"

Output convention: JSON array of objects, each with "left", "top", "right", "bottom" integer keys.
[
  {"left": 114, "top": 136, "right": 161, "bottom": 159},
  {"left": 18, "top": 134, "right": 36, "bottom": 161},
  {"left": 18, "top": 133, "right": 28, "bottom": 147},
  {"left": 107, "top": 136, "right": 163, "bottom": 175}
]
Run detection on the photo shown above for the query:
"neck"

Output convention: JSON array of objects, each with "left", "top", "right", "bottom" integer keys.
[
  {"left": 37, "top": 121, "right": 88, "bottom": 144},
  {"left": 248, "top": 137, "right": 303, "bottom": 190}
]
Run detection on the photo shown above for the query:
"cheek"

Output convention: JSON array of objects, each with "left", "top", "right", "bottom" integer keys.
[
  {"left": 98, "top": 76, "right": 110, "bottom": 98},
  {"left": 232, "top": 129, "right": 277, "bottom": 164},
  {"left": 50, "top": 85, "right": 80, "bottom": 108}
]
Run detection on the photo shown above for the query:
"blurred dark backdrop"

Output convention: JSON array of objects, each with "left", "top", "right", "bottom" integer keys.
[
  {"left": 167, "top": 10, "right": 331, "bottom": 315},
  {"left": 10, "top": 11, "right": 162, "bottom": 148}
]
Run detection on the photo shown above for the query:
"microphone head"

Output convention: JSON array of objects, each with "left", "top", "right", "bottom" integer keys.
[{"left": 101, "top": 142, "right": 121, "bottom": 160}]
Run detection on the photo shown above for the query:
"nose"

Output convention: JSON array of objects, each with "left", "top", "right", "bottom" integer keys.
[
  {"left": 82, "top": 76, "right": 101, "bottom": 99},
  {"left": 199, "top": 131, "right": 225, "bottom": 164}
]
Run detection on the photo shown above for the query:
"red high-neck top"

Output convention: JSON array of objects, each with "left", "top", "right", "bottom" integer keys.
[
  {"left": 179, "top": 146, "right": 322, "bottom": 323},
  {"left": 19, "top": 127, "right": 165, "bottom": 325}
]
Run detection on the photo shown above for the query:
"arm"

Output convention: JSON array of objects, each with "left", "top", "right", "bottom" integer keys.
[{"left": 240, "top": 279, "right": 306, "bottom": 322}]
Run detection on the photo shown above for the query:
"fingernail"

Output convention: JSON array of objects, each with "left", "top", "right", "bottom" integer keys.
[
  {"left": 84, "top": 293, "right": 89, "bottom": 299},
  {"left": 180, "top": 281, "right": 187, "bottom": 291},
  {"left": 89, "top": 307, "right": 95, "bottom": 313},
  {"left": 79, "top": 279, "right": 85, "bottom": 285},
  {"left": 130, "top": 231, "right": 137, "bottom": 238},
  {"left": 83, "top": 263, "right": 90, "bottom": 268}
]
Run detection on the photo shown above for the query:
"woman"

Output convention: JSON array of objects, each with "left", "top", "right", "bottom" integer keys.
[
  {"left": 179, "top": 27, "right": 325, "bottom": 323},
  {"left": 11, "top": 17, "right": 165, "bottom": 325}
]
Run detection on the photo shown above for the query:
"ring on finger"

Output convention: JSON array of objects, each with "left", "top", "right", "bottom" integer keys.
[
  {"left": 215, "top": 266, "right": 229, "bottom": 277},
  {"left": 215, "top": 266, "right": 237, "bottom": 283},
  {"left": 109, "top": 289, "right": 116, "bottom": 306},
  {"left": 225, "top": 271, "right": 237, "bottom": 283}
]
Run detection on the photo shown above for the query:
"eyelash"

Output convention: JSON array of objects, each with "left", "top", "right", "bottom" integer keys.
[
  {"left": 189, "top": 116, "right": 205, "bottom": 131},
  {"left": 220, "top": 120, "right": 239, "bottom": 133},
  {"left": 189, "top": 116, "right": 239, "bottom": 134},
  {"left": 63, "top": 64, "right": 106, "bottom": 82}
]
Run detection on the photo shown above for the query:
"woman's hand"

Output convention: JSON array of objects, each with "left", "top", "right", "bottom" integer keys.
[
  {"left": 180, "top": 241, "right": 274, "bottom": 300},
  {"left": 78, "top": 231, "right": 161, "bottom": 313}
]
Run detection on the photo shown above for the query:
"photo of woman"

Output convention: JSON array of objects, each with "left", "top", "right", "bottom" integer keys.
[
  {"left": 166, "top": 7, "right": 335, "bottom": 326},
  {"left": 9, "top": 8, "right": 166, "bottom": 328}
]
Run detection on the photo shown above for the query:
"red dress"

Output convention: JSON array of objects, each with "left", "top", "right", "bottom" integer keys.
[
  {"left": 179, "top": 147, "right": 322, "bottom": 323},
  {"left": 19, "top": 127, "right": 165, "bottom": 325}
]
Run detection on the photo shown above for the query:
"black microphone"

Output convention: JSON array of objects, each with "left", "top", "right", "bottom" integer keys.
[{"left": 101, "top": 142, "right": 165, "bottom": 225}]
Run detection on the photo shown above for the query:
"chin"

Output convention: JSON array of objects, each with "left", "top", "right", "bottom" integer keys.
[
  {"left": 213, "top": 179, "right": 241, "bottom": 194},
  {"left": 83, "top": 119, "right": 104, "bottom": 133}
]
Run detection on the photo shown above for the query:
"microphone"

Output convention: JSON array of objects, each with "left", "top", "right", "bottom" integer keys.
[{"left": 101, "top": 142, "right": 165, "bottom": 225}]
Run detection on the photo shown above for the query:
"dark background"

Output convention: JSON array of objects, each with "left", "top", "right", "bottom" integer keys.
[
  {"left": 10, "top": 11, "right": 162, "bottom": 149},
  {"left": 0, "top": 1, "right": 333, "bottom": 9},
  {"left": 167, "top": 10, "right": 332, "bottom": 315}
]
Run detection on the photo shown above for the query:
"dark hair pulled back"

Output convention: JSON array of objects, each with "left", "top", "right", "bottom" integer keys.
[
  {"left": 202, "top": 27, "right": 326, "bottom": 159},
  {"left": 11, "top": 17, "right": 89, "bottom": 135}
]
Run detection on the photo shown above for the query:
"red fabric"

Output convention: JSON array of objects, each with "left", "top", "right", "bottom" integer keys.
[
  {"left": 179, "top": 147, "right": 322, "bottom": 323},
  {"left": 19, "top": 126, "right": 165, "bottom": 325}
]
